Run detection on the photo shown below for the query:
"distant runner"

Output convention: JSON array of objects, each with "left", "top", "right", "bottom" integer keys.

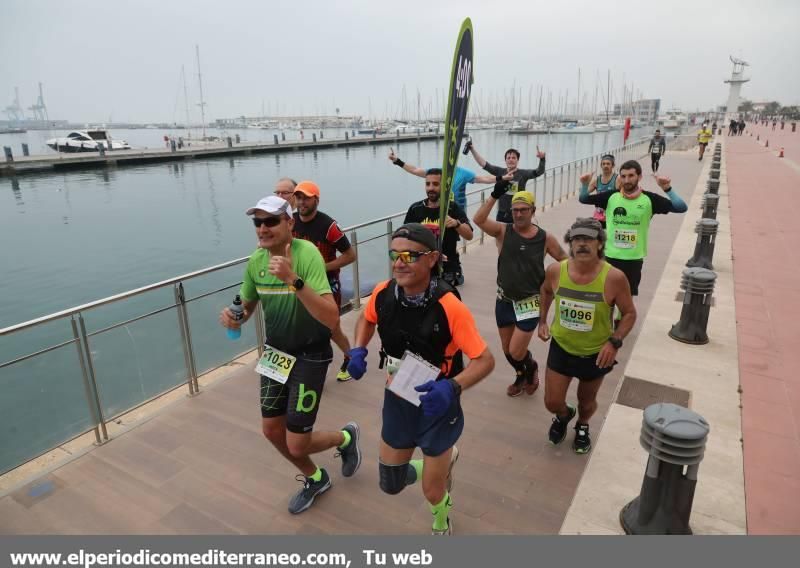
[
  {"left": 538, "top": 218, "right": 636, "bottom": 454},
  {"left": 587, "top": 154, "right": 621, "bottom": 228},
  {"left": 347, "top": 223, "right": 494, "bottom": 535},
  {"left": 697, "top": 123, "right": 712, "bottom": 160},
  {"left": 473, "top": 188, "right": 566, "bottom": 397},
  {"left": 647, "top": 130, "right": 666, "bottom": 174}
]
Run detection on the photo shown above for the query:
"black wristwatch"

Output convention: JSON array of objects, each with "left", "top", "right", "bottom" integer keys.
[
  {"left": 608, "top": 336, "right": 623, "bottom": 349},
  {"left": 448, "top": 378, "right": 462, "bottom": 397},
  {"left": 292, "top": 277, "right": 305, "bottom": 291}
]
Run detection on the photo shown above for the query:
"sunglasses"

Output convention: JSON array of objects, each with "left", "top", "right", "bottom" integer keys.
[
  {"left": 388, "top": 250, "right": 434, "bottom": 264},
  {"left": 252, "top": 217, "right": 283, "bottom": 228}
]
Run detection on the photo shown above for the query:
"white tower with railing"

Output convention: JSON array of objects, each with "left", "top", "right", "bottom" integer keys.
[{"left": 724, "top": 56, "right": 750, "bottom": 120}]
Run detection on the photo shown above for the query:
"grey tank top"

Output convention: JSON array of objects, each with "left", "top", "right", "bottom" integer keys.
[{"left": 497, "top": 224, "right": 546, "bottom": 301}]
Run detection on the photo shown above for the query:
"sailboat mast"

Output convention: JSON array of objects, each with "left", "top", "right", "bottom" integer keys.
[
  {"left": 181, "top": 65, "right": 192, "bottom": 139},
  {"left": 195, "top": 45, "right": 207, "bottom": 139}
]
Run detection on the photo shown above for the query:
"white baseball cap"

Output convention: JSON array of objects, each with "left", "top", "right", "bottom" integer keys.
[{"left": 245, "top": 195, "right": 294, "bottom": 217}]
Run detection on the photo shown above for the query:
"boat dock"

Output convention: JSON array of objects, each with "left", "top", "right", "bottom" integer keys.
[{"left": 0, "top": 131, "right": 444, "bottom": 177}]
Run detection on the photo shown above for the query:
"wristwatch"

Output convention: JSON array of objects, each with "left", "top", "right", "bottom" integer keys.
[
  {"left": 292, "top": 277, "right": 305, "bottom": 291},
  {"left": 448, "top": 378, "right": 462, "bottom": 397},
  {"left": 608, "top": 336, "right": 623, "bottom": 349}
]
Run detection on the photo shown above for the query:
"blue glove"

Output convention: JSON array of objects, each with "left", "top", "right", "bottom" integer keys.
[
  {"left": 414, "top": 379, "right": 456, "bottom": 417},
  {"left": 347, "top": 347, "right": 368, "bottom": 380}
]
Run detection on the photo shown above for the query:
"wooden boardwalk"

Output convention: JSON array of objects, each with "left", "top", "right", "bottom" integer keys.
[
  {"left": 0, "top": 151, "right": 702, "bottom": 534},
  {"left": 0, "top": 131, "right": 443, "bottom": 177}
]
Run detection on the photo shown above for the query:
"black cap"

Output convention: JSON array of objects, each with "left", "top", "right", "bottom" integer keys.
[{"left": 392, "top": 223, "right": 437, "bottom": 251}]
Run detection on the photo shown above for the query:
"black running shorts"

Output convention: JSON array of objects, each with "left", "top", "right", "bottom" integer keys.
[
  {"left": 546, "top": 337, "right": 615, "bottom": 382},
  {"left": 606, "top": 257, "right": 643, "bottom": 296}
]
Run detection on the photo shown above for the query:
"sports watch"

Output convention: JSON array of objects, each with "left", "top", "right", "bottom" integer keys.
[
  {"left": 608, "top": 336, "right": 623, "bottom": 349},
  {"left": 292, "top": 277, "right": 305, "bottom": 291}
]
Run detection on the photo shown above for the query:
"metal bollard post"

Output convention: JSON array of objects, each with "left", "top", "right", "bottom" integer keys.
[
  {"left": 372, "top": 131, "right": 377, "bottom": 139},
  {"left": 669, "top": 267, "right": 716, "bottom": 344},
  {"left": 274, "top": 134, "right": 279, "bottom": 145},
  {"left": 708, "top": 167, "right": 720, "bottom": 180},
  {"left": 620, "top": 403, "right": 710, "bottom": 535},
  {"left": 226, "top": 136, "right": 233, "bottom": 148},
  {"left": 21, "top": 143, "right": 29, "bottom": 156},
  {"left": 170, "top": 139, "right": 177, "bottom": 152},
  {"left": 701, "top": 193, "right": 719, "bottom": 219},
  {"left": 235, "top": 134, "right": 241, "bottom": 143},
  {"left": 281, "top": 132, "right": 286, "bottom": 141},
  {"left": 345, "top": 131, "right": 349, "bottom": 141},
  {"left": 319, "top": 131, "right": 323, "bottom": 140},
  {"left": 686, "top": 219, "right": 719, "bottom": 270},
  {"left": 98, "top": 143, "right": 106, "bottom": 157},
  {"left": 350, "top": 230, "right": 361, "bottom": 309},
  {"left": 4, "top": 146, "right": 13, "bottom": 162},
  {"left": 313, "top": 133, "right": 317, "bottom": 143},
  {"left": 706, "top": 179, "right": 720, "bottom": 194}
]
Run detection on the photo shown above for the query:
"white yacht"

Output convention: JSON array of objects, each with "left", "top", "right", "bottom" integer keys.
[{"left": 46, "top": 130, "right": 132, "bottom": 153}]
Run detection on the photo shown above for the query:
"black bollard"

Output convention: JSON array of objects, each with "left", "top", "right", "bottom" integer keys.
[
  {"left": 226, "top": 137, "right": 233, "bottom": 148},
  {"left": 345, "top": 131, "right": 349, "bottom": 140},
  {"left": 319, "top": 131, "right": 323, "bottom": 139},
  {"left": 686, "top": 219, "right": 719, "bottom": 270},
  {"left": 701, "top": 193, "right": 719, "bottom": 219},
  {"left": 235, "top": 134, "right": 241, "bottom": 143},
  {"left": 620, "top": 403, "right": 709, "bottom": 535},
  {"left": 273, "top": 134, "right": 279, "bottom": 145},
  {"left": 170, "top": 139, "right": 176, "bottom": 153},
  {"left": 98, "top": 143, "right": 106, "bottom": 157},
  {"left": 21, "top": 143, "right": 29, "bottom": 157},
  {"left": 4, "top": 146, "right": 13, "bottom": 162},
  {"left": 281, "top": 131, "right": 286, "bottom": 141},
  {"left": 312, "top": 133, "right": 317, "bottom": 142},
  {"left": 669, "top": 267, "right": 717, "bottom": 345},
  {"left": 709, "top": 167, "right": 721, "bottom": 180}
]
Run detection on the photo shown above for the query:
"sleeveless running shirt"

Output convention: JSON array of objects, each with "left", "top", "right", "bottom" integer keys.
[
  {"left": 550, "top": 260, "right": 613, "bottom": 356},
  {"left": 497, "top": 224, "right": 546, "bottom": 301},
  {"left": 604, "top": 191, "right": 653, "bottom": 260}
]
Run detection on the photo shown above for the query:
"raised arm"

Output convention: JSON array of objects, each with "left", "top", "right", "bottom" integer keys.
[
  {"left": 468, "top": 143, "right": 488, "bottom": 168},
  {"left": 388, "top": 148, "right": 426, "bottom": 177},
  {"left": 472, "top": 182, "right": 509, "bottom": 238}
]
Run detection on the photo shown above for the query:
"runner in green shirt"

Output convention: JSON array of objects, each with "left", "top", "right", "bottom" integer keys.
[
  {"left": 219, "top": 195, "right": 362, "bottom": 515},
  {"left": 538, "top": 218, "right": 636, "bottom": 454}
]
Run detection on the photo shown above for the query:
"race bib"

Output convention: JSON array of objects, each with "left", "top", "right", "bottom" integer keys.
[
  {"left": 614, "top": 229, "right": 638, "bottom": 249},
  {"left": 255, "top": 345, "right": 296, "bottom": 384},
  {"left": 386, "top": 354, "right": 402, "bottom": 376},
  {"left": 651, "top": 147, "right": 661, "bottom": 155},
  {"left": 513, "top": 295, "right": 541, "bottom": 321},
  {"left": 559, "top": 298, "right": 595, "bottom": 332}
]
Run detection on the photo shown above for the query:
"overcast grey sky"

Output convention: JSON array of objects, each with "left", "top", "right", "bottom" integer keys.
[{"left": 3, "top": 0, "right": 798, "bottom": 123}]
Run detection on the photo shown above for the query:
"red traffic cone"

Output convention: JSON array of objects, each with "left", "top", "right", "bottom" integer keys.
[{"left": 779, "top": 147, "right": 784, "bottom": 158}]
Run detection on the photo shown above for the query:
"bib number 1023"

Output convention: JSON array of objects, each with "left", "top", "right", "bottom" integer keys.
[{"left": 255, "top": 345, "right": 296, "bottom": 384}]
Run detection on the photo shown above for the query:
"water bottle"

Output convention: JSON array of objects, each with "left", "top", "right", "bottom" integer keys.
[
  {"left": 227, "top": 295, "right": 244, "bottom": 340},
  {"left": 462, "top": 137, "right": 472, "bottom": 155}
]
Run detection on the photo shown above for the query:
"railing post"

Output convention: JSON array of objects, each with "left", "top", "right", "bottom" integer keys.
[
  {"left": 253, "top": 303, "right": 265, "bottom": 357},
  {"left": 386, "top": 219, "right": 394, "bottom": 278},
  {"left": 350, "top": 230, "right": 361, "bottom": 309},
  {"left": 71, "top": 315, "right": 103, "bottom": 445},
  {"left": 540, "top": 171, "right": 547, "bottom": 211},
  {"left": 559, "top": 165, "right": 565, "bottom": 203},
  {"left": 174, "top": 283, "right": 199, "bottom": 395},
  {"left": 550, "top": 167, "right": 557, "bottom": 208},
  {"left": 76, "top": 314, "right": 109, "bottom": 441},
  {"left": 479, "top": 190, "right": 486, "bottom": 244}
]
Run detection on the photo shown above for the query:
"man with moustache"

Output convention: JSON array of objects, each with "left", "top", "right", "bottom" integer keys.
[
  {"left": 403, "top": 168, "right": 473, "bottom": 287},
  {"left": 219, "top": 195, "right": 362, "bottom": 514},
  {"left": 538, "top": 218, "right": 636, "bottom": 454},
  {"left": 466, "top": 143, "right": 547, "bottom": 223},
  {"left": 578, "top": 160, "right": 687, "bottom": 320}
]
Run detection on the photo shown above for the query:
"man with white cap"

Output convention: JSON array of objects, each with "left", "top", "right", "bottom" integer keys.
[{"left": 219, "top": 195, "right": 362, "bottom": 514}]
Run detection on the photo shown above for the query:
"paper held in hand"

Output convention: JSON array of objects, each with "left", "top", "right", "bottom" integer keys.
[{"left": 387, "top": 351, "right": 442, "bottom": 407}]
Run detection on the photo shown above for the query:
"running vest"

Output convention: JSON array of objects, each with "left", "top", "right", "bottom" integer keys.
[
  {"left": 650, "top": 138, "right": 663, "bottom": 154},
  {"left": 497, "top": 224, "right": 546, "bottom": 301},
  {"left": 550, "top": 260, "right": 613, "bottom": 356},
  {"left": 375, "top": 280, "right": 464, "bottom": 378},
  {"left": 596, "top": 173, "right": 617, "bottom": 192},
  {"left": 604, "top": 191, "right": 653, "bottom": 260},
  {"left": 698, "top": 129, "right": 712, "bottom": 144}
]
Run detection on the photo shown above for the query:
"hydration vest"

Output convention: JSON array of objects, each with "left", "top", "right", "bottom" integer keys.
[{"left": 376, "top": 279, "right": 465, "bottom": 378}]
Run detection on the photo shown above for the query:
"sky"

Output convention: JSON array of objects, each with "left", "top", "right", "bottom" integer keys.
[{"left": 2, "top": 0, "right": 798, "bottom": 123}]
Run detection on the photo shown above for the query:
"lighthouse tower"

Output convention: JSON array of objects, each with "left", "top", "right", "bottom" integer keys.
[{"left": 724, "top": 56, "right": 750, "bottom": 121}]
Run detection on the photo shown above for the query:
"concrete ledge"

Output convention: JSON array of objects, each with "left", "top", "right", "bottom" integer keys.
[{"left": 560, "top": 140, "right": 747, "bottom": 535}]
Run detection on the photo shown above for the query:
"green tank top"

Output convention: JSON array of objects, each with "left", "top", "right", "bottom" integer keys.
[
  {"left": 550, "top": 260, "right": 613, "bottom": 356},
  {"left": 605, "top": 191, "right": 653, "bottom": 260}
]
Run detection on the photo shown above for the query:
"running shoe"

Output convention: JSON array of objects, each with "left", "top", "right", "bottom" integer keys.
[
  {"left": 548, "top": 404, "right": 577, "bottom": 445},
  {"left": 336, "top": 422, "right": 362, "bottom": 477},
  {"left": 336, "top": 359, "right": 352, "bottom": 382},
  {"left": 524, "top": 360, "right": 540, "bottom": 395},
  {"left": 506, "top": 376, "right": 525, "bottom": 397},
  {"left": 573, "top": 423, "right": 592, "bottom": 454},
  {"left": 288, "top": 469, "right": 331, "bottom": 514},
  {"left": 446, "top": 445, "right": 460, "bottom": 493},
  {"left": 432, "top": 518, "right": 453, "bottom": 536}
]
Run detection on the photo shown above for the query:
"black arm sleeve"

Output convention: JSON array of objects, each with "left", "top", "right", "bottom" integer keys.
[
  {"left": 644, "top": 191, "right": 677, "bottom": 214},
  {"left": 483, "top": 162, "right": 506, "bottom": 176},
  {"left": 579, "top": 191, "right": 615, "bottom": 207}
]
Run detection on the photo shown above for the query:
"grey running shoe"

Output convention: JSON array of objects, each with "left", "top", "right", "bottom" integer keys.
[
  {"left": 548, "top": 404, "right": 577, "bottom": 445},
  {"left": 573, "top": 423, "right": 592, "bottom": 454},
  {"left": 336, "top": 422, "right": 362, "bottom": 478},
  {"left": 446, "top": 445, "right": 460, "bottom": 494},
  {"left": 432, "top": 517, "right": 453, "bottom": 536},
  {"left": 288, "top": 468, "right": 331, "bottom": 514}
]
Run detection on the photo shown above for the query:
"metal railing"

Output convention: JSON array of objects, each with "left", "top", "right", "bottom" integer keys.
[{"left": 0, "top": 135, "right": 662, "bottom": 475}]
